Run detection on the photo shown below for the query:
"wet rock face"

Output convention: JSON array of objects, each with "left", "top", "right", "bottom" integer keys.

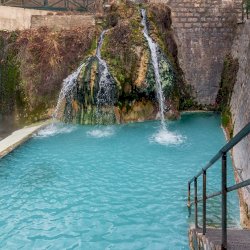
[
  {"left": 64, "top": 56, "right": 117, "bottom": 125},
  {"left": 64, "top": 2, "right": 181, "bottom": 124}
]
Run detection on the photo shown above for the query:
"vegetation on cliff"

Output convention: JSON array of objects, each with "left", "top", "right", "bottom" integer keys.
[
  {"left": 216, "top": 54, "right": 239, "bottom": 137},
  {"left": 0, "top": 26, "right": 97, "bottom": 124},
  {"left": 98, "top": 2, "right": 184, "bottom": 122},
  {"left": 0, "top": 32, "right": 23, "bottom": 117},
  {"left": 0, "top": 1, "right": 191, "bottom": 125},
  {"left": 60, "top": 1, "right": 185, "bottom": 124}
]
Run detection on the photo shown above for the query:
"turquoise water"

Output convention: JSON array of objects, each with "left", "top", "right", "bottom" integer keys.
[{"left": 0, "top": 113, "right": 239, "bottom": 249}]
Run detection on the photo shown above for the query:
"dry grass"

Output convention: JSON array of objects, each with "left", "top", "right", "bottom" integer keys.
[{"left": 15, "top": 26, "right": 97, "bottom": 106}]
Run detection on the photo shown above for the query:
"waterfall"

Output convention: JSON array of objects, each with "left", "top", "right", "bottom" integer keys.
[
  {"left": 53, "top": 62, "right": 86, "bottom": 120},
  {"left": 141, "top": 9, "right": 184, "bottom": 145},
  {"left": 141, "top": 9, "right": 166, "bottom": 129},
  {"left": 96, "top": 30, "right": 115, "bottom": 107},
  {"left": 53, "top": 30, "right": 115, "bottom": 125},
  {"left": 95, "top": 30, "right": 116, "bottom": 123},
  {"left": 37, "top": 62, "right": 86, "bottom": 137}
]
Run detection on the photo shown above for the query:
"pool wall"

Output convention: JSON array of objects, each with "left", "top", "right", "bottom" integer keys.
[{"left": 229, "top": 20, "right": 250, "bottom": 228}]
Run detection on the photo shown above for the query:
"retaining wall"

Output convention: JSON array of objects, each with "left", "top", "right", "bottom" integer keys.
[
  {"left": 0, "top": 6, "right": 50, "bottom": 30},
  {"left": 31, "top": 15, "right": 95, "bottom": 30},
  {"left": 151, "top": 0, "right": 242, "bottom": 105},
  {"left": 230, "top": 20, "right": 250, "bottom": 227},
  {"left": 0, "top": 6, "right": 95, "bottom": 31}
]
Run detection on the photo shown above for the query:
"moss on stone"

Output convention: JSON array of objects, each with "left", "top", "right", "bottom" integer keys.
[
  {"left": 0, "top": 1, "right": 197, "bottom": 125},
  {"left": 0, "top": 31, "right": 25, "bottom": 119},
  {"left": 216, "top": 54, "right": 238, "bottom": 135},
  {"left": 217, "top": 54, "right": 239, "bottom": 111}
]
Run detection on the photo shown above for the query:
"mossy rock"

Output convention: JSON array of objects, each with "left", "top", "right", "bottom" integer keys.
[{"left": 63, "top": 1, "right": 183, "bottom": 124}]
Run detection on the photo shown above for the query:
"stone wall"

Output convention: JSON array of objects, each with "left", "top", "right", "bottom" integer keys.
[
  {"left": 230, "top": 20, "right": 250, "bottom": 226},
  {"left": 0, "top": 6, "right": 95, "bottom": 31},
  {"left": 0, "top": 6, "right": 50, "bottom": 30},
  {"left": 189, "top": 227, "right": 220, "bottom": 250},
  {"left": 31, "top": 15, "right": 95, "bottom": 31},
  {"left": 150, "top": 0, "right": 242, "bottom": 105}
]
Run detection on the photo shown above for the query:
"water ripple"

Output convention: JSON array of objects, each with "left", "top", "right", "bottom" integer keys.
[{"left": 0, "top": 116, "right": 240, "bottom": 249}]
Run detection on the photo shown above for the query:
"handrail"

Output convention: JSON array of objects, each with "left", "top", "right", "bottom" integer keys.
[
  {"left": 247, "top": 0, "right": 250, "bottom": 19},
  {"left": 187, "top": 122, "right": 250, "bottom": 249},
  {"left": 189, "top": 123, "right": 250, "bottom": 184},
  {"left": 0, "top": 0, "right": 94, "bottom": 11}
]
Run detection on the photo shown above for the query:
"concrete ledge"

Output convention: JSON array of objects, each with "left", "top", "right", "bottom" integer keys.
[
  {"left": 31, "top": 14, "right": 95, "bottom": 30},
  {"left": 189, "top": 227, "right": 220, "bottom": 250},
  {"left": 0, "top": 6, "right": 51, "bottom": 30},
  {"left": 0, "top": 120, "right": 51, "bottom": 159},
  {"left": 0, "top": 6, "right": 95, "bottom": 31},
  {"left": 189, "top": 226, "right": 250, "bottom": 249}
]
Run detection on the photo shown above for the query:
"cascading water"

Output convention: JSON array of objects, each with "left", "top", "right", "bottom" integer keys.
[
  {"left": 38, "top": 62, "right": 87, "bottom": 137},
  {"left": 141, "top": 9, "right": 184, "bottom": 145},
  {"left": 51, "top": 29, "right": 115, "bottom": 128},
  {"left": 53, "top": 63, "right": 86, "bottom": 120},
  {"left": 141, "top": 9, "right": 166, "bottom": 129},
  {"left": 95, "top": 30, "right": 116, "bottom": 124}
]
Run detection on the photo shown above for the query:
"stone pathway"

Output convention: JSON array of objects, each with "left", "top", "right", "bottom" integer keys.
[
  {"left": 190, "top": 227, "right": 250, "bottom": 249},
  {"left": 0, "top": 120, "right": 51, "bottom": 159}
]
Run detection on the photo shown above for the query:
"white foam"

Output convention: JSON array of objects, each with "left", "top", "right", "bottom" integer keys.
[
  {"left": 150, "top": 128, "right": 185, "bottom": 145},
  {"left": 87, "top": 127, "right": 115, "bottom": 138},
  {"left": 35, "top": 123, "right": 76, "bottom": 138}
]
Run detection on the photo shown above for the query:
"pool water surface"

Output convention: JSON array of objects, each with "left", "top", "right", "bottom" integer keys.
[{"left": 0, "top": 113, "right": 239, "bottom": 249}]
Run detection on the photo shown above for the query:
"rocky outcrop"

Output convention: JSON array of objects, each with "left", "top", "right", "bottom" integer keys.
[
  {"left": 229, "top": 20, "right": 250, "bottom": 227},
  {"left": 0, "top": 2, "right": 185, "bottom": 126},
  {"left": 63, "top": 2, "right": 181, "bottom": 124}
]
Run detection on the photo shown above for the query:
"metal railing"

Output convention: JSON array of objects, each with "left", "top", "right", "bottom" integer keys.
[
  {"left": 247, "top": 0, "right": 250, "bottom": 19},
  {"left": 0, "top": 0, "right": 96, "bottom": 11},
  {"left": 187, "top": 122, "right": 250, "bottom": 249}
]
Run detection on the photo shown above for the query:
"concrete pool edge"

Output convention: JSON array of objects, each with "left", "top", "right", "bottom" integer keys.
[{"left": 0, "top": 120, "right": 52, "bottom": 159}]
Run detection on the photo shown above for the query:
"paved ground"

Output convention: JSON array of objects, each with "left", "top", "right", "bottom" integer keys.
[{"left": 194, "top": 228, "right": 250, "bottom": 249}]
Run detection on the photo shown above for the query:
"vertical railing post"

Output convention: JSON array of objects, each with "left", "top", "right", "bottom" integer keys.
[
  {"left": 188, "top": 182, "right": 191, "bottom": 207},
  {"left": 242, "top": 0, "right": 244, "bottom": 22},
  {"left": 194, "top": 177, "right": 198, "bottom": 229},
  {"left": 187, "top": 182, "right": 191, "bottom": 217},
  {"left": 202, "top": 170, "right": 206, "bottom": 235},
  {"left": 222, "top": 152, "right": 227, "bottom": 249},
  {"left": 64, "top": 0, "right": 69, "bottom": 9},
  {"left": 247, "top": 0, "right": 250, "bottom": 19}
]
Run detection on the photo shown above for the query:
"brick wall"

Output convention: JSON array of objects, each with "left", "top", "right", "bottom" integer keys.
[{"left": 151, "top": 0, "right": 242, "bottom": 105}]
